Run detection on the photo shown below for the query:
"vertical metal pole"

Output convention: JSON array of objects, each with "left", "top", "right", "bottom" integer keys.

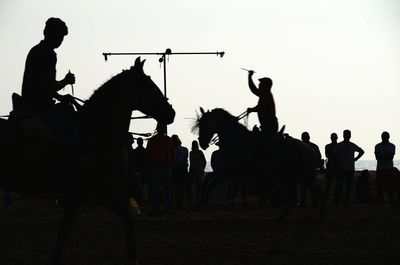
[
  {"left": 161, "top": 54, "right": 168, "bottom": 136},
  {"left": 163, "top": 54, "right": 167, "bottom": 98}
]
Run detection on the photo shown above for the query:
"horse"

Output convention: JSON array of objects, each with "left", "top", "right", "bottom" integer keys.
[
  {"left": 0, "top": 57, "right": 175, "bottom": 265},
  {"left": 193, "top": 107, "right": 326, "bottom": 220}
]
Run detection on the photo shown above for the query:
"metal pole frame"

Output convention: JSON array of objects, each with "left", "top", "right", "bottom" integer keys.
[{"left": 103, "top": 49, "right": 225, "bottom": 99}]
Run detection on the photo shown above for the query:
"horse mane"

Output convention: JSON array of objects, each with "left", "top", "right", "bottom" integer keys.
[
  {"left": 190, "top": 109, "right": 202, "bottom": 134},
  {"left": 82, "top": 70, "right": 129, "bottom": 114},
  {"left": 191, "top": 108, "right": 249, "bottom": 135}
]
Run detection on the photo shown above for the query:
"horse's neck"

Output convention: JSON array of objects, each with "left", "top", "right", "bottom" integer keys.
[
  {"left": 79, "top": 81, "right": 131, "bottom": 140},
  {"left": 218, "top": 120, "right": 251, "bottom": 150}
]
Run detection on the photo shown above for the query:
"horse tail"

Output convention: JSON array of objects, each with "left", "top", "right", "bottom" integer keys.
[
  {"left": 0, "top": 118, "right": 14, "bottom": 152},
  {"left": 0, "top": 118, "right": 14, "bottom": 188}
]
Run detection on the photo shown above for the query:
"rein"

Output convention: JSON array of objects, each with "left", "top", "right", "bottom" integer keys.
[
  {"left": 72, "top": 96, "right": 86, "bottom": 104},
  {"left": 209, "top": 109, "right": 249, "bottom": 146},
  {"left": 129, "top": 131, "right": 154, "bottom": 139}
]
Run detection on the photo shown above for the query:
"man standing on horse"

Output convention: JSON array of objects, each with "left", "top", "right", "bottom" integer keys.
[
  {"left": 21, "top": 17, "right": 77, "bottom": 140},
  {"left": 246, "top": 70, "right": 278, "bottom": 138}
]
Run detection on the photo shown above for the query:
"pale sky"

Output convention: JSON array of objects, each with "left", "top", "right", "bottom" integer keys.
[{"left": 0, "top": 0, "right": 399, "bottom": 161}]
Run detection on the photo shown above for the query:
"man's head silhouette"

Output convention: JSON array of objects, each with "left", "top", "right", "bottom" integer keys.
[
  {"left": 330, "top": 133, "right": 338, "bottom": 143},
  {"left": 343, "top": 129, "right": 351, "bottom": 142},
  {"left": 43, "top": 17, "right": 68, "bottom": 49},
  {"left": 301, "top": 132, "right": 310, "bottom": 143},
  {"left": 381, "top": 131, "right": 390, "bottom": 143},
  {"left": 171, "top": 134, "right": 182, "bottom": 146},
  {"left": 258, "top": 77, "right": 273, "bottom": 91}
]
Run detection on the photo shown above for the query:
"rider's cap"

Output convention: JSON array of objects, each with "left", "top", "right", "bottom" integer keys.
[
  {"left": 258, "top": 77, "right": 272, "bottom": 84},
  {"left": 258, "top": 77, "right": 273, "bottom": 88}
]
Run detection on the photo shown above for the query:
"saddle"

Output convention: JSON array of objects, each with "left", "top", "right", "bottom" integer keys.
[{"left": 8, "top": 93, "right": 58, "bottom": 143}]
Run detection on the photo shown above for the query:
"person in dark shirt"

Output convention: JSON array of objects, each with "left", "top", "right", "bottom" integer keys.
[
  {"left": 132, "top": 137, "right": 148, "bottom": 181},
  {"left": 300, "top": 131, "right": 322, "bottom": 207},
  {"left": 246, "top": 70, "right": 278, "bottom": 138},
  {"left": 146, "top": 122, "right": 175, "bottom": 214},
  {"left": 374, "top": 131, "right": 396, "bottom": 205},
  {"left": 21, "top": 17, "right": 76, "bottom": 140},
  {"left": 171, "top": 134, "right": 189, "bottom": 208},
  {"left": 334, "top": 130, "right": 364, "bottom": 205},
  {"left": 125, "top": 134, "right": 143, "bottom": 204},
  {"left": 301, "top": 132, "right": 322, "bottom": 169},
  {"left": 325, "top": 133, "right": 339, "bottom": 198}
]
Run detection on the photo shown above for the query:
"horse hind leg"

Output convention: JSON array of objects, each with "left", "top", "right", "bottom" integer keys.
[{"left": 50, "top": 204, "right": 80, "bottom": 265}]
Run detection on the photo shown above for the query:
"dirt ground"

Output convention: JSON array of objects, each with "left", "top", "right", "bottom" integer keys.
[{"left": 1, "top": 190, "right": 400, "bottom": 265}]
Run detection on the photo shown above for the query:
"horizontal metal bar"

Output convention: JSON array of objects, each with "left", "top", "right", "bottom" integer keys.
[
  {"left": 130, "top": 115, "right": 151, "bottom": 120},
  {"left": 103, "top": 51, "right": 224, "bottom": 55},
  {"left": 103, "top": 51, "right": 225, "bottom": 60}
]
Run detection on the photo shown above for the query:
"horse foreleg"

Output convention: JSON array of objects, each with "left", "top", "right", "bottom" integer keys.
[
  {"left": 277, "top": 184, "right": 296, "bottom": 221},
  {"left": 240, "top": 176, "right": 248, "bottom": 206},
  {"left": 312, "top": 184, "right": 327, "bottom": 221},
  {"left": 205, "top": 176, "right": 228, "bottom": 207},
  {"left": 198, "top": 173, "right": 226, "bottom": 209},
  {"left": 50, "top": 204, "right": 80, "bottom": 265},
  {"left": 110, "top": 202, "right": 137, "bottom": 265}
]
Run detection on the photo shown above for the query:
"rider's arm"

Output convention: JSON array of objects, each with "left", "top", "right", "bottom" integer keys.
[
  {"left": 55, "top": 71, "right": 75, "bottom": 92},
  {"left": 247, "top": 106, "right": 258, "bottom": 113},
  {"left": 248, "top": 72, "right": 259, "bottom": 97}
]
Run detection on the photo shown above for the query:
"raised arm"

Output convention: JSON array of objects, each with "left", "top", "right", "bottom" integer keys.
[{"left": 248, "top": 71, "right": 259, "bottom": 97}]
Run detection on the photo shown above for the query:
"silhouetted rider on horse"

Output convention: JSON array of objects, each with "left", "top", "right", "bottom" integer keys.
[
  {"left": 20, "top": 17, "right": 78, "bottom": 143},
  {"left": 247, "top": 70, "right": 278, "bottom": 139}
]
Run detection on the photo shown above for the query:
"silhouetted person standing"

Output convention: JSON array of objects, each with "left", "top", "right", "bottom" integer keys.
[
  {"left": 334, "top": 130, "right": 364, "bottom": 205},
  {"left": 247, "top": 71, "right": 278, "bottom": 138},
  {"left": 21, "top": 17, "right": 76, "bottom": 141},
  {"left": 375, "top": 131, "right": 395, "bottom": 205},
  {"left": 189, "top": 140, "right": 207, "bottom": 203},
  {"left": 126, "top": 134, "right": 143, "bottom": 204},
  {"left": 301, "top": 132, "right": 322, "bottom": 169},
  {"left": 171, "top": 134, "right": 189, "bottom": 208},
  {"left": 146, "top": 122, "right": 174, "bottom": 215},
  {"left": 325, "top": 133, "right": 339, "bottom": 198},
  {"left": 132, "top": 137, "right": 149, "bottom": 201},
  {"left": 300, "top": 131, "right": 322, "bottom": 207}
]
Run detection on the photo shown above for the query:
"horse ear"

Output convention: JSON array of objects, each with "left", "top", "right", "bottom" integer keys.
[
  {"left": 134, "top": 57, "right": 141, "bottom": 68},
  {"left": 140, "top": 59, "right": 146, "bottom": 68},
  {"left": 200, "top": 107, "right": 205, "bottom": 114}
]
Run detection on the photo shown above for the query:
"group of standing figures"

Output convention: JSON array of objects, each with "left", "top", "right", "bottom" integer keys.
[
  {"left": 323, "top": 130, "right": 398, "bottom": 206},
  {"left": 126, "top": 128, "right": 207, "bottom": 215}
]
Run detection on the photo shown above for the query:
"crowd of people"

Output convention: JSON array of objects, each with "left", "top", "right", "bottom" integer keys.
[
  {"left": 117, "top": 126, "right": 399, "bottom": 216},
  {"left": 124, "top": 124, "right": 207, "bottom": 215},
  {"left": 300, "top": 129, "right": 398, "bottom": 206}
]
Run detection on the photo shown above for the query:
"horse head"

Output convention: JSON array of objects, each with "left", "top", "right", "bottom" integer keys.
[
  {"left": 124, "top": 57, "right": 175, "bottom": 125},
  {"left": 194, "top": 107, "right": 220, "bottom": 150}
]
